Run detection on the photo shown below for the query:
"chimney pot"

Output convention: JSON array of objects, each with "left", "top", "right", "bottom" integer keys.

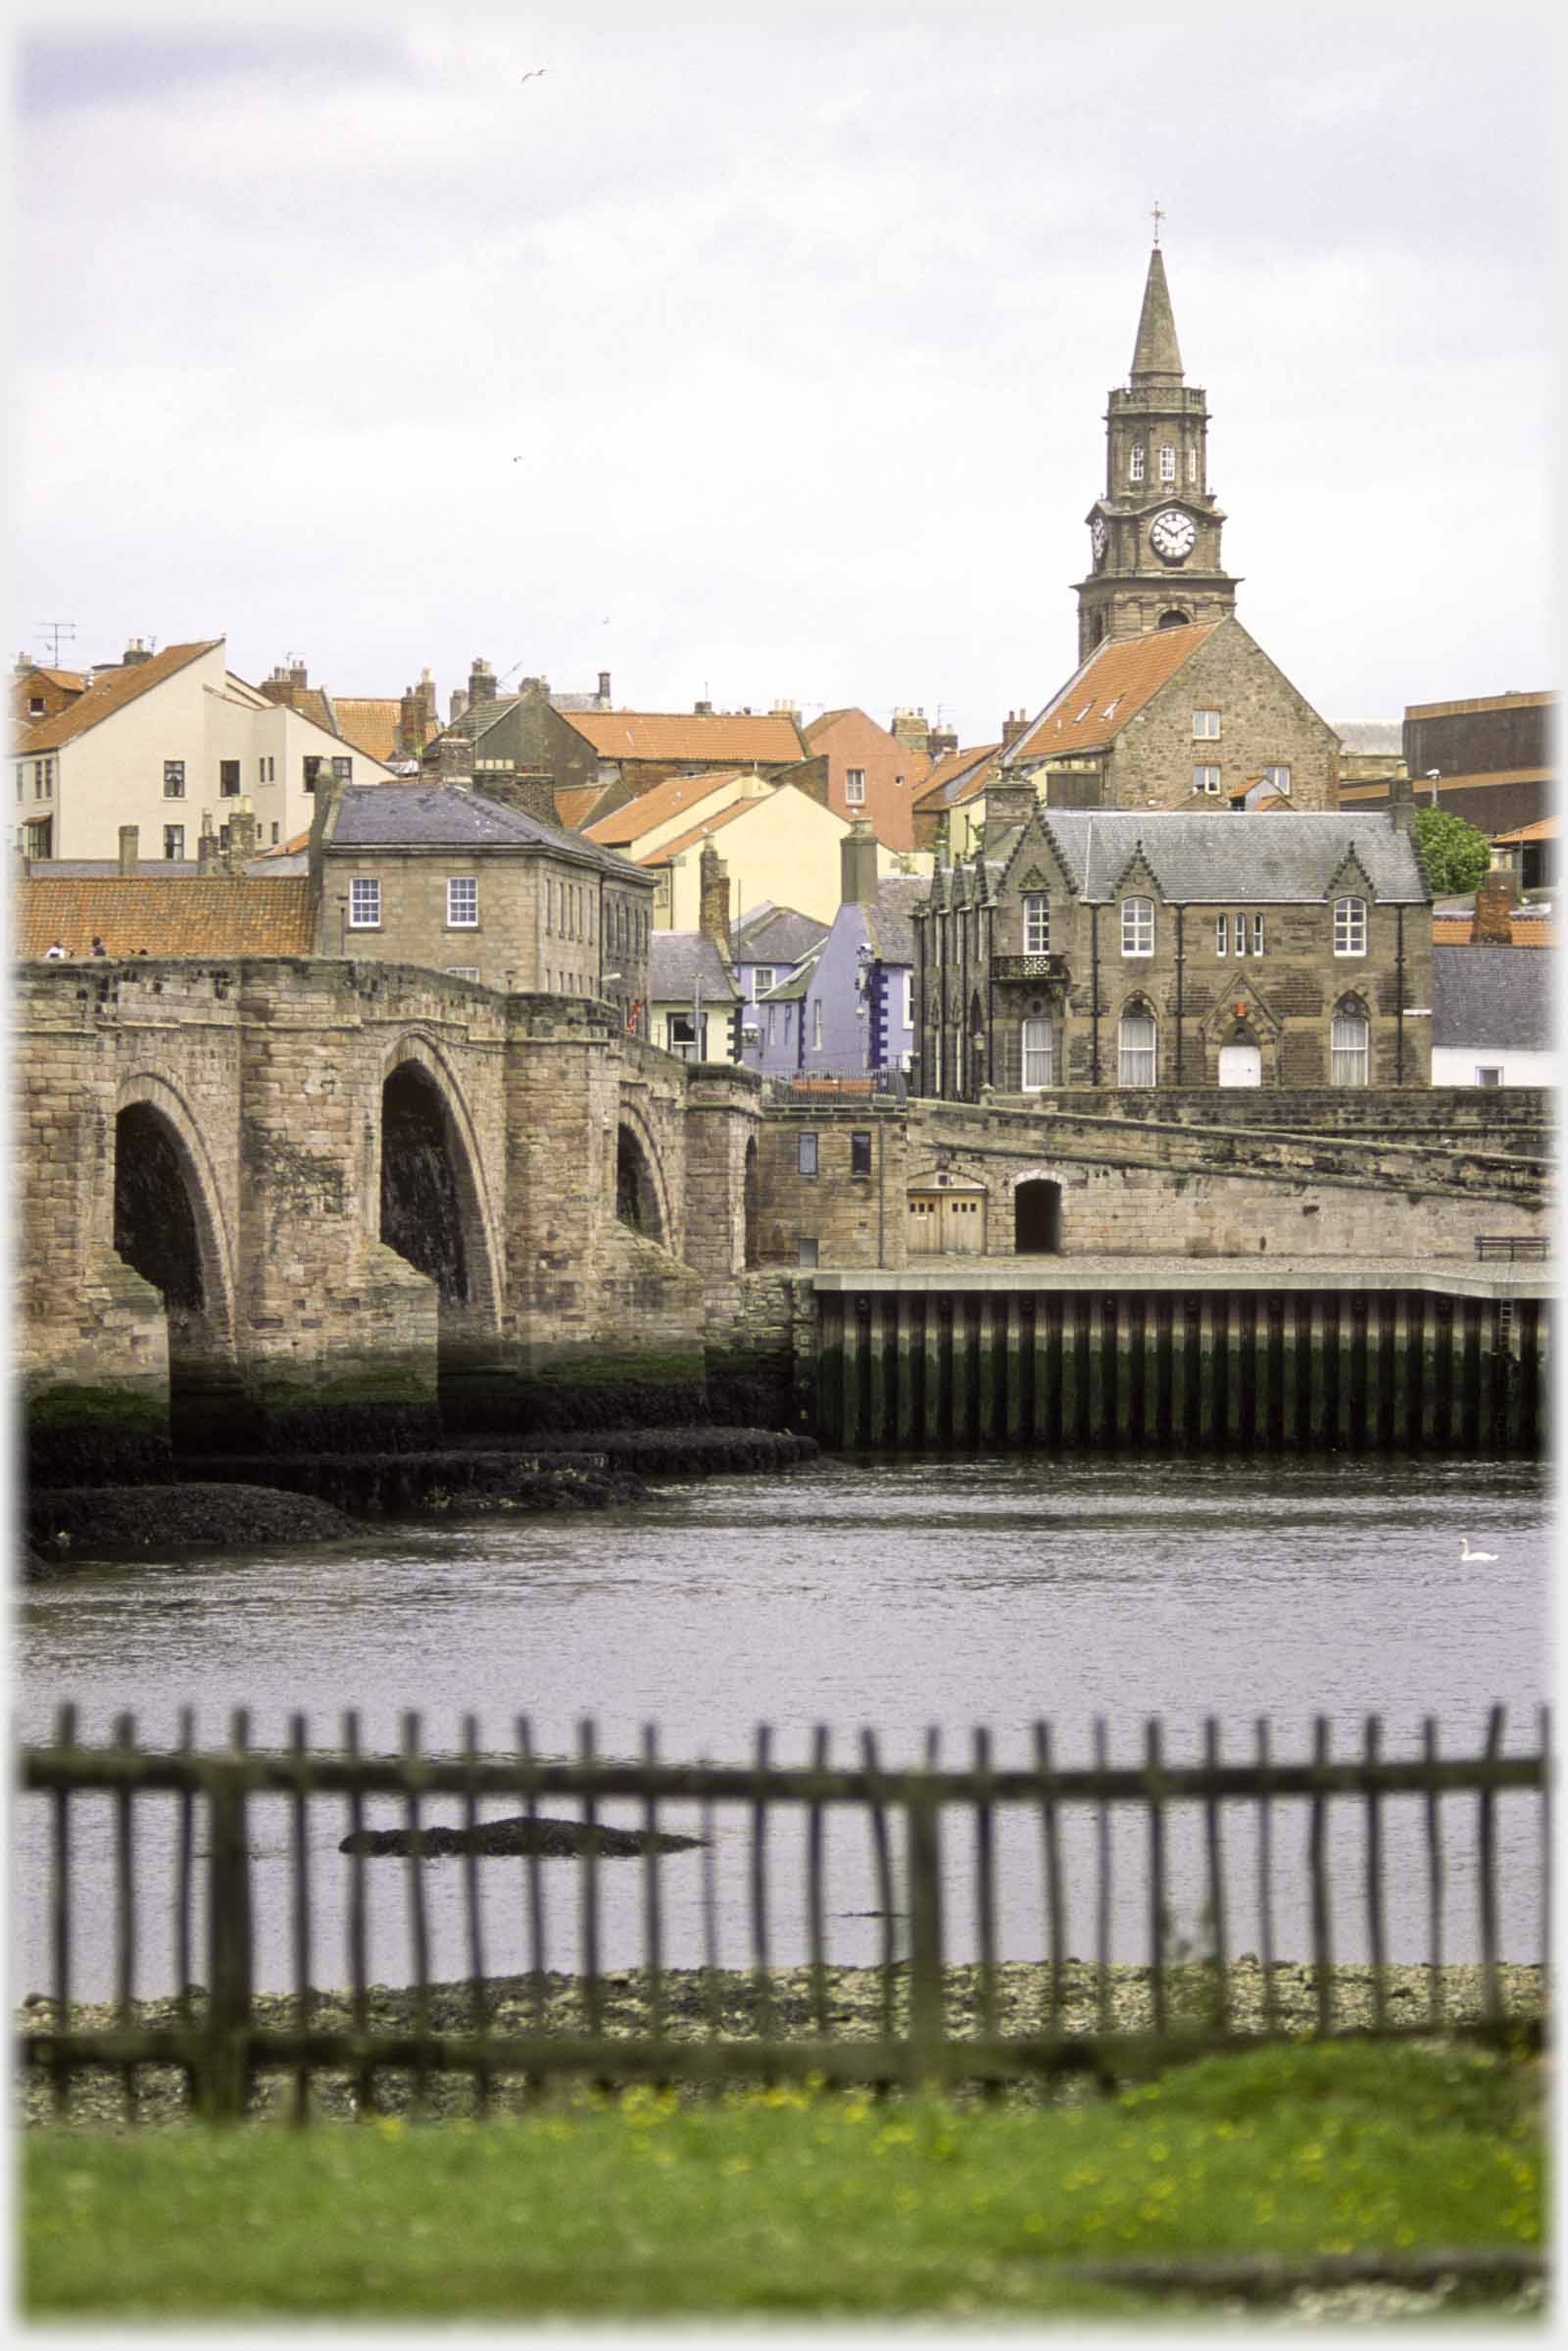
[{"left": 118, "top": 824, "right": 139, "bottom": 876}]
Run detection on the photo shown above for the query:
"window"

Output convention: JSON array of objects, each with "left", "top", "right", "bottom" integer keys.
[
  {"left": 811, "top": 1000, "right": 822, "bottom": 1051},
  {"left": 1023, "top": 893, "right": 1051, "bottom": 953},
  {"left": 448, "top": 965, "right": 480, "bottom": 982},
  {"left": 753, "top": 966, "right": 774, "bottom": 999},
  {"left": 1188, "top": 448, "right": 1198, "bottom": 482},
  {"left": 163, "top": 760, "right": 185, "bottom": 798},
  {"left": 163, "top": 824, "right": 184, "bottom": 860},
  {"left": 447, "top": 876, "right": 478, "bottom": 927},
  {"left": 220, "top": 759, "right": 241, "bottom": 797},
  {"left": 1129, "top": 445, "right": 1146, "bottom": 482},
  {"left": 1194, "top": 765, "right": 1221, "bottom": 795},
  {"left": 1334, "top": 896, "right": 1367, "bottom": 955},
  {"left": 1193, "top": 710, "right": 1220, "bottom": 739},
  {"left": 270, "top": 823, "right": 279, "bottom": 844},
  {"left": 28, "top": 697, "right": 43, "bottom": 717},
  {"left": 35, "top": 759, "right": 54, "bottom": 799},
  {"left": 1232, "top": 908, "right": 1249, "bottom": 957},
  {"left": 303, "top": 758, "right": 321, "bottom": 793},
  {"left": 349, "top": 877, "right": 381, "bottom": 928},
  {"left": 1118, "top": 1006, "right": 1156, "bottom": 1087},
  {"left": 1262, "top": 765, "right": 1292, "bottom": 796},
  {"left": 901, "top": 969, "right": 913, "bottom": 1027},
  {"left": 845, "top": 768, "right": 866, "bottom": 807},
  {"left": 1120, "top": 896, "right": 1153, "bottom": 956},
  {"left": 799, "top": 1132, "right": 818, "bottom": 1177},
  {"left": 1215, "top": 912, "right": 1229, "bottom": 956},
  {"left": 1331, "top": 1005, "right": 1369, "bottom": 1086},
  {"left": 851, "top": 1131, "right": 872, "bottom": 1178},
  {"left": 765, "top": 1005, "right": 776, "bottom": 1049},
  {"left": 1476, "top": 1065, "right": 1503, "bottom": 1088},
  {"left": 798, "top": 1238, "right": 819, "bottom": 1268},
  {"left": 1252, "top": 914, "right": 1264, "bottom": 956},
  {"left": 15, "top": 764, "right": 23, "bottom": 802},
  {"left": 1159, "top": 444, "right": 1176, "bottom": 481},
  {"left": 331, "top": 757, "right": 352, "bottom": 782},
  {"left": 1022, "top": 1016, "right": 1053, "bottom": 1091}
]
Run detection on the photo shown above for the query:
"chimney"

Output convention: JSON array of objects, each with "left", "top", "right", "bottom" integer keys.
[
  {"left": 197, "top": 811, "right": 220, "bottom": 872},
  {"left": 982, "top": 781, "right": 1039, "bottom": 851},
  {"left": 438, "top": 731, "right": 472, "bottom": 784},
  {"left": 1388, "top": 770, "right": 1415, "bottom": 835},
  {"left": 1473, "top": 869, "right": 1514, "bottom": 947},
  {"left": 597, "top": 669, "right": 612, "bottom": 705},
  {"left": 122, "top": 638, "right": 152, "bottom": 667},
  {"left": 417, "top": 667, "right": 439, "bottom": 729},
  {"left": 771, "top": 698, "right": 802, "bottom": 728},
  {"left": 699, "top": 839, "right": 731, "bottom": 951},
  {"left": 841, "top": 818, "right": 879, "bottom": 907},
  {"left": 227, "top": 801, "right": 259, "bottom": 871},
  {"left": 262, "top": 663, "right": 297, "bottom": 709},
  {"left": 694, "top": 699, "right": 713, "bottom": 717},
  {"left": 928, "top": 724, "right": 958, "bottom": 760},
  {"left": 118, "top": 824, "right": 139, "bottom": 876},
  {"left": 397, "top": 686, "right": 424, "bottom": 760},
  {"left": 891, "top": 705, "right": 930, "bottom": 756},
  {"left": 467, "top": 657, "right": 496, "bottom": 710},
  {"left": 481, "top": 766, "right": 559, "bottom": 829},
  {"left": 1001, "top": 708, "right": 1030, "bottom": 751},
  {"left": 449, "top": 686, "right": 469, "bottom": 723}
]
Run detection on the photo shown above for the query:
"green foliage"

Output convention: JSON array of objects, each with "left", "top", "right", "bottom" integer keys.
[
  {"left": 22, "top": 2044, "right": 1543, "bottom": 2321},
  {"left": 1415, "top": 806, "right": 1494, "bottom": 895}
]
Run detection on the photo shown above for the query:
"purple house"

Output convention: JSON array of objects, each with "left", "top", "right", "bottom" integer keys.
[
  {"left": 764, "top": 824, "right": 921, "bottom": 1079},
  {"left": 733, "top": 904, "right": 828, "bottom": 1075}
]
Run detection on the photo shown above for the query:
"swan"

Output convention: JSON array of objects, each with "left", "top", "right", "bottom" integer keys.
[{"left": 1459, "top": 1537, "right": 1498, "bottom": 1563}]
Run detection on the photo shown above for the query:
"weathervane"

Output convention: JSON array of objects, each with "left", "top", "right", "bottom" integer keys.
[{"left": 1151, "top": 200, "right": 1165, "bottom": 248}]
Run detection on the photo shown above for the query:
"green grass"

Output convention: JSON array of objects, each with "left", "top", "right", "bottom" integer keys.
[{"left": 22, "top": 2042, "right": 1544, "bottom": 2321}]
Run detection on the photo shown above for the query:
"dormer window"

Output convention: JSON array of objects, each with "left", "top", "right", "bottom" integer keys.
[
  {"left": 1129, "top": 445, "right": 1146, "bottom": 483},
  {"left": 1121, "top": 896, "right": 1154, "bottom": 957},
  {"left": 1159, "top": 445, "right": 1176, "bottom": 482},
  {"left": 1334, "top": 896, "right": 1368, "bottom": 955}
]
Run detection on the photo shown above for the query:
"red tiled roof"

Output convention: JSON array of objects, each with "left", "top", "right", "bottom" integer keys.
[
  {"left": 18, "top": 642, "right": 220, "bottom": 753},
  {"left": 562, "top": 710, "right": 807, "bottom": 764},
  {"left": 1009, "top": 626, "right": 1220, "bottom": 761},
  {"left": 332, "top": 697, "right": 431, "bottom": 765},
  {"left": 585, "top": 770, "right": 747, "bottom": 846},
  {"left": 15, "top": 877, "right": 314, "bottom": 958},
  {"left": 637, "top": 799, "right": 755, "bottom": 863},
  {"left": 1432, "top": 913, "right": 1557, "bottom": 947},
  {"left": 912, "top": 744, "right": 1002, "bottom": 808},
  {"left": 554, "top": 785, "right": 606, "bottom": 831},
  {"left": 1491, "top": 814, "right": 1559, "bottom": 844},
  {"left": 19, "top": 667, "right": 88, "bottom": 692}
]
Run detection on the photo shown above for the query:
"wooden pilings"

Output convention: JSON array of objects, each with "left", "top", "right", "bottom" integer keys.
[{"left": 814, "top": 1286, "right": 1547, "bottom": 1453}]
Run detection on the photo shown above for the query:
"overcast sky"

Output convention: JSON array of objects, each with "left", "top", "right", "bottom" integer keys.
[{"left": 13, "top": 3, "right": 1556, "bottom": 748}]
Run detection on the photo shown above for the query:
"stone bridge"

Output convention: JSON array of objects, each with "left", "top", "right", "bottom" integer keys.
[{"left": 16, "top": 958, "right": 761, "bottom": 1445}]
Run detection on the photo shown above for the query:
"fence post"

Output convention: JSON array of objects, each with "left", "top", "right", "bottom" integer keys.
[
  {"left": 906, "top": 1791, "right": 945, "bottom": 2084},
  {"left": 202, "top": 1764, "right": 253, "bottom": 2121}
]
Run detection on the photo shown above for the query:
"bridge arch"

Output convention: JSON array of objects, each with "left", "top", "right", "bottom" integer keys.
[
  {"left": 377, "top": 1034, "right": 502, "bottom": 1340},
  {"left": 613, "top": 1098, "right": 673, "bottom": 1248},
  {"left": 113, "top": 1072, "right": 236, "bottom": 1343}
]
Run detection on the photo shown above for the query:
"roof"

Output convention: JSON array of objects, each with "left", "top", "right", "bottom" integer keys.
[
  {"left": 647, "top": 931, "right": 739, "bottom": 1004},
  {"left": 15, "top": 878, "right": 314, "bottom": 958},
  {"left": 731, "top": 904, "right": 828, "bottom": 965},
  {"left": 18, "top": 666, "right": 87, "bottom": 692},
  {"left": 328, "top": 782, "right": 642, "bottom": 877},
  {"left": 860, "top": 873, "right": 926, "bottom": 964},
  {"left": 1433, "top": 913, "right": 1557, "bottom": 947},
  {"left": 1334, "top": 721, "right": 1403, "bottom": 755},
  {"left": 638, "top": 797, "right": 757, "bottom": 863},
  {"left": 982, "top": 808, "right": 1432, "bottom": 906},
  {"left": 1340, "top": 768, "right": 1552, "bottom": 803},
  {"left": 18, "top": 641, "right": 220, "bottom": 753},
  {"left": 561, "top": 710, "right": 807, "bottom": 765},
  {"left": 331, "top": 698, "right": 428, "bottom": 765},
  {"left": 1406, "top": 692, "right": 1555, "bottom": 720},
  {"left": 584, "top": 770, "right": 746, "bottom": 847},
  {"left": 913, "top": 743, "right": 1003, "bottom": 810},
  {"left": 1130, "top": 243, "right": 1184, "bottom": 380},
  {"left": 1492, "top": 815, "right": 1559, "bottom": 845},
  {"left": 760, "top": 940, "right": 825, "bottom": 1003},
  {"left": 1004, "top": 625, "right": 1220, "bottom": 764},
  {"left": 554, "top": 785, "right": 606, "bottom": 831},
  {"left": 1432, "top": 944, "right": 1556, "bottom": 1051}
]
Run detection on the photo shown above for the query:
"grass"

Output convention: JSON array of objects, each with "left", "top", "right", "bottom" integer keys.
[{"left": 21, "top": 2040, "right": 1545, "bottom": 2322}]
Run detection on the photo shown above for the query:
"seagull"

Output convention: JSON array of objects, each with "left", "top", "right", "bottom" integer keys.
[
  {"left": 1459, "top": 1536, "right": 1497, "bottom": 1562},
  {"left": 519, "top": 68, "right": 546, "bottom": 83}
]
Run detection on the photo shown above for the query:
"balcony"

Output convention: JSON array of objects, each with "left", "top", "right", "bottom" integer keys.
[{"left": 993, "top": 953, "right": 1071, "bottom": 984}]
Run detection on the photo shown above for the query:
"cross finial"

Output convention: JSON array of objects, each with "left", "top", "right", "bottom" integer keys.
[{"left": 1151, "top": 199, "right": 1164, "bottom": 247}]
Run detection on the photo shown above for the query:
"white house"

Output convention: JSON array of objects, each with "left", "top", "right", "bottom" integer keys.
[
  {"left": 13, "top": 639, "right": 395, "bottom": 862},
  {"left": 1431, "top": 945, "right": 1556, "bottom": 1087}
]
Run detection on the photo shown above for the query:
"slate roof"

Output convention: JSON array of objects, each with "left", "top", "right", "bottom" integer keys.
[
  {"left": 328, "top": 783, "right": 641, "bottom": 876},
  {"left": 18, "top": 641, "right": 220, "bottom": 753},
  {"left": 912, "top": 743, "right": 1003, "bottom": 810},
  {"left": 647, "top": 931, "right": 739, "bottom": 1004},
  {"left": 760, "top": 940, "right": 825, "bottom": 1004},
  {"left": 731, "top": 904, "right": 829, "bottom": 965},
  {"left": 1432, "top": 945, "right": 1556, "bottom": 1051},
  {"left": 1004, "top": 625, "right": 1221, "bottom": 764},
  {"left": 968, "top": 809, "right": 1431, "bottom": 906},
  {"left": 561, "top": 710, "right": 807, "bottom": 765},
  {"left": 15, "top": 878, "right": 314, "bottom": 958},
  {"left": 1334, "top": 721, "right": 1404, "bottom": 755},
  {"left": 861, "top": 874, "right": 926, "bottom": 963},
  {"left": 585, "top": 770, "right": 746, "bottom": 846}
]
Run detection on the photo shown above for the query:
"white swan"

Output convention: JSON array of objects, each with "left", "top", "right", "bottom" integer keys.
[{"left": 1459, "top": 1537, "right": 1498, "bottom": 1562}]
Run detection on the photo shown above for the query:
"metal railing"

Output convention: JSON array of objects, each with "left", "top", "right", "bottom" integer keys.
[
  {"left": 761, "top": 1071, "right": 908, "bottom": 1103},
  {"left": 19, "top": 1704, "right": 1549, "bottom": 2122},
  {"left": 1475, "top": 1235, "right": 1549, "bottom": 1262}
]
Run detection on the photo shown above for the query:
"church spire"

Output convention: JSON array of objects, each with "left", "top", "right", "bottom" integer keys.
[{"left": 1130, "top": 242, "right": 1184, "bottom": 384}]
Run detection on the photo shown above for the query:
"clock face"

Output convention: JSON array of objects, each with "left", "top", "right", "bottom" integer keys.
[
  {"left": 1150, "top": 509, "right": 1197, "bottom": 563},
  {"left": 1090, "top": 517, "right": 1107, "bottom": 564}
]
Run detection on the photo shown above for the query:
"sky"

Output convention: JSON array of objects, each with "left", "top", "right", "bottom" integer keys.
[{"left": 11, "top": 2, "right": 1558, "bottom": 749}]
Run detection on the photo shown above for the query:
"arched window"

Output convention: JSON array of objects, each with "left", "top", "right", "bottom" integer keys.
[
  {"left": 1022, "top": 1016, "right": 1053, "bottom": 1091},
  {"left": 1129, "top": 445, "right": 1146, "bottom": 483},
  {"left": 1121, "top": 896, "right": 1154, "bottom": 957},
  {"left": 1334, "top": 896, "right": 1367, "bottom": 955},
  {"left": 1332, "top": 1004, "right": 1370, "bottom": 1086},
  {"left": 1159, "top": 444, "right": 1176, "bottom": 481},
  {"left": 1118, "top": 1005, "right": 1156, "bottom": 1087}
]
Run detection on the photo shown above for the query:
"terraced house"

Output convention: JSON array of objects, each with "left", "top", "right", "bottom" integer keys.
[{"left": 913, "top": 781, "right": 1433, "bottom": 1098}]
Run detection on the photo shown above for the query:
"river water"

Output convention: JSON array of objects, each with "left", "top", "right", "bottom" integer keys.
[{"left": 16, "top": 1453, "right": 1550, "bottom": 2000}]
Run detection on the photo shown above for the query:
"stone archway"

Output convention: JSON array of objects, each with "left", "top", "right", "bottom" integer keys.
[
  {"left": 616, "top": 1122, "right": 665, "bottom": 1243},
  {"left": 113, "top": 1077, "right": 238, "bottom": 1434},
  {"left": 1014, "top": 1177, "right": 1062, "bottom": 1253},
  {"left": 378, "top": 1045, "right": 502, "bottom": 1388}
]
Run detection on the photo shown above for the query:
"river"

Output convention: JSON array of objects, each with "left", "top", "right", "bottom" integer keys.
[{"left": 16, "top": 1452, "right": 1549, "bottom": 2000}]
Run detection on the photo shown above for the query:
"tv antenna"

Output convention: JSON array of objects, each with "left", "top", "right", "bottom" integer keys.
[{"left": 35, "top": 622, "right": 77, "bottom": 667}]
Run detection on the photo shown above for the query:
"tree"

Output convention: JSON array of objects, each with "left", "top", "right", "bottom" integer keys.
[{"left": 1414, "top": 806, "right": 1494, "bottom": 896}]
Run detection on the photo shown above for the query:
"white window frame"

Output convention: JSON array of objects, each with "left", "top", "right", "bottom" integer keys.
[
  {"left": 753, "top": 966, "right": 774, "bottom": 1000},
  {"left": 447, "top": 876, "right": 478, "bottom": 928},
  {"left": 1331, "top": 1005, "right": 1370, "bottom": 1086},
  {"left": 1215, "top": 912, "right": 1228, "bottom": 956},
  {"left": 1233, "top": 909, "right": 1249, "bottom": 958},
  {"left": 901, "top": 969, "right": 913, "bottom": 1028},
  {"left": 1262, "top": 764, "right": 1292, "bottom": 796},
  {"left": 1118, "top": 1007, "right": 1156, "bottom": 1088},
  {"left": 163, "top": 759, "right": 186, "bottom": 799},
  {"left": 1252, "top": 914, "right": 1264, "bottom": 956},
  {"left": 349, "top": 877, "right": 382, "bottom": 928},
  {"left": 1021, "top": 1015, "right": 1054, "bottom": 1092},
  {"left": 447, "top": 965, "right": 480, "bottom": 982},
  {"left": 845, "top": 768, "right": 866, "bottom": 807},
  {"left": 163, "top": 823, "right": 184, "bottom": 861},
  {"left": 1129, "top": 445, "right": 1146, "bottom": 483},
  {"left": 1193, "top": 710, "right": 1221, "bottom": 740},
  {"left": 1333, "top": 896, "right": 1367, "bottom": 956},
  {"left": 799, "top": 1132, "right": 818, "bottom": 1177},
  {"left": 1023, "top": 894, "right": 1051, "bottom": 954},
  {"left": 1194, "top": 765, "right": 1221, "bottom": 795},
  {"left": 1120, "top": 896, "right": 1154, "bottom": 957},
  {"left": 1159, "top": 444, "right": 1176, "bottom": 481},
  {"left": 1476, "top": 1065, "right": 1503, "bottom": 1087},
  {"left": 811, "top": 999, "right": 822, "bottom": 1051}
]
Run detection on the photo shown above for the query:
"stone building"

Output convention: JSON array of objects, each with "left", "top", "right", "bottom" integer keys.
[
  {"left": 912, "top": 779, "right": 1433, "bottom": 1098},
  {"left": 310, "top": 776, "right": 653, "bottom": 1035}
]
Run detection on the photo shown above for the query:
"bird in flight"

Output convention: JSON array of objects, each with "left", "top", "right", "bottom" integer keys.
[{"left": 519, "top": 68, "right": 546, "bottom": 83}]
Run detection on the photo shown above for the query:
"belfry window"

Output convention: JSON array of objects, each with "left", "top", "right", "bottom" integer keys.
[
  {"left": 1129, "top": 445, "right": 1146, "bottom": 483},
  {"left": 1159, "top": 445, "right": 1176, "bottom": 481}
]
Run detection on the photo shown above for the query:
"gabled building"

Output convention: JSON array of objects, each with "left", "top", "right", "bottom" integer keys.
[
  {"left": 13, "top": 658, "right": 89, "bottom": 731},
  {"left": 748, "top": 825, "right": 922, "bottom": 1080},
  {"left": 913, "top": 780, "right": 1433, "bottom": 1098},
  {"left": 629, "top": 777, "right": 917, "bottom": 930},
  {"left": 801, "top": 707, "right": 931, "bottom": 851},
  {"left": 730, "top": 903, "right": 829, "bottom": 1007},
  {"left": 910, "top": 736, "right": 1006, "bottom": 854},
  {"left": 1432, "top": 946, "right": 1556, "bottom": 1088}
]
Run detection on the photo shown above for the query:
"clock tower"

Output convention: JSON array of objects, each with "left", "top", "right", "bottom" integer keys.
[{"left": 1075, "top": 234, "right": 1240, "bottom": 663}]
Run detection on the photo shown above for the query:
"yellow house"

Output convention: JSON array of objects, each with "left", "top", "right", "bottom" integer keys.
[{"left": 636, "top": 779, "right": 930, "bottom": 929}]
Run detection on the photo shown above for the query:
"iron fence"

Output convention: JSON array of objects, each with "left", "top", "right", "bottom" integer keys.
[{"left": 18, "top": 1703, "right": 1549, "bottom": 2122}]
